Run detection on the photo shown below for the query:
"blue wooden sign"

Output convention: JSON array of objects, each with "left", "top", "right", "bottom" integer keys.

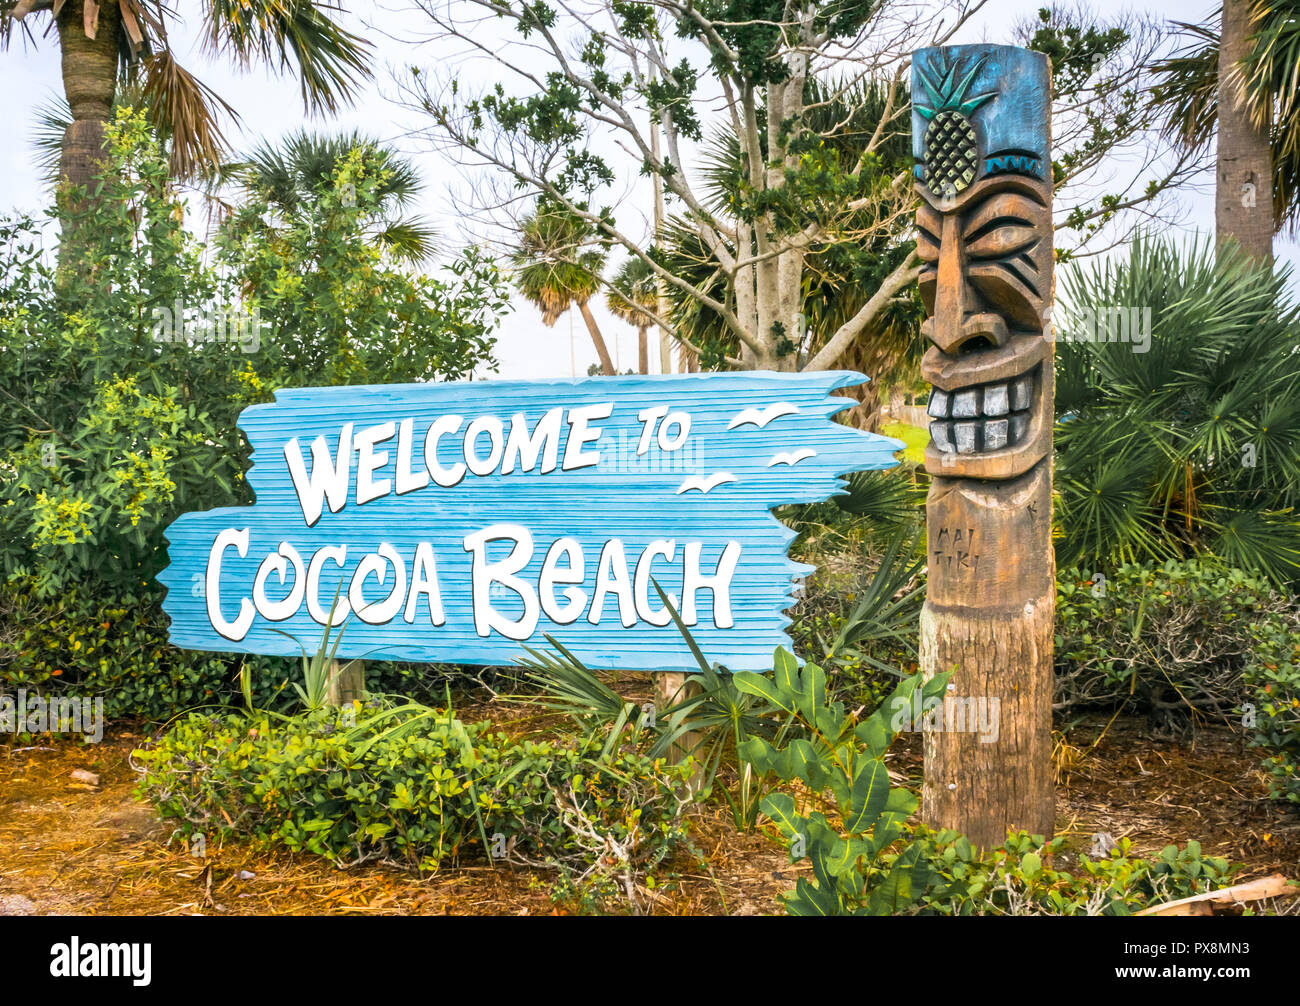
[{"left": 159, "top": 372, "right": 901, "bottom": 671}]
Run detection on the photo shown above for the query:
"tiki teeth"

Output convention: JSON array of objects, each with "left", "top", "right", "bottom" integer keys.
[
  {"left": 983, "top": 418, "right": 1009, "bottom": 450},
  {"left": 928, "top": 388, "right": 951, "bottom": 418},
  {"left": 1010, "top": 375, "right": 1033, "bottom": 411},
  {"left": 982, "top": 383, "right": 1009, "bottom": 416},
  {"left": 929, "top": 413, "right": 1030, "bottom": 455},
  {"left": 954, "top": 422, "right": 979, "bottom": 454},
  {"left": 951, "top": 389, "right": 979, "bottom": 419}
]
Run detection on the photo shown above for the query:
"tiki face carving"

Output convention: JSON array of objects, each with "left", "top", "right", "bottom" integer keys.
[{"left": 912, "top": 46, "right": 1053, "bottom": 480}]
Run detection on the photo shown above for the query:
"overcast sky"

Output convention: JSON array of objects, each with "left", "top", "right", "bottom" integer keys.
[{"left": 2, "top": 0, "right": 1292, "bottom": 380}]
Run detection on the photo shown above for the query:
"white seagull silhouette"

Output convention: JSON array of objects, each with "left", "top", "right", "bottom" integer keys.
[
  {"left": 768, "top": 448, "right": 817, "bottom": 467},
  {"left": 727, "top": 402, "right": 800, "bottom": 429},
  {"left": 676, "top": 472, "right": 737, "bottom": 495}
]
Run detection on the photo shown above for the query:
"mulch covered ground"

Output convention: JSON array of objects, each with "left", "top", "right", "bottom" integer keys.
[{"left": 1, "top": 693, "right": 1296, "bottom": 916}]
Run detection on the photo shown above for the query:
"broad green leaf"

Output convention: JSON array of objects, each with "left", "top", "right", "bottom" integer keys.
[
  {"left": 844, "top": 758, "right": 890, "bottom": 834},
  {"left": 773, "top": 646, "right": 799, "bottom": 693},
  {"left": 784, "top": 877, "right": 841, "bottom": 916},
  {"left": 865, "top": 840, "right": 927, "bottom": 915},
  {"left": 759, "top": 792, "right": 804, "bottom": 840},
  {"left": 799, "top": 660, "right": 827, "bottom": 721},
  {"left": 733, "top": 670, "right": 796, "bottom": 715},
  {"left": 786, "top": 738, "right": 831, "bottom": 791}
]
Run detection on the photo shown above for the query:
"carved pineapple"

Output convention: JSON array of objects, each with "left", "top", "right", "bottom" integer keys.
[{"left": 915, "top": 55, "right": 996, "bottom": 198}]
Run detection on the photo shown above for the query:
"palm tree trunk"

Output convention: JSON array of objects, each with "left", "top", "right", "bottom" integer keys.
[
  {"left": 578, "top": 301, "right": 617, "bottom": 375},
  {"left": 637, "top": 325, "right": 649, "bottom": 375},
  {"left": 1217, "top": 0, "right": 1273, "bottom": 263},
  {"left": 57, "top": 1, "right": 122, "bottom": 209}
]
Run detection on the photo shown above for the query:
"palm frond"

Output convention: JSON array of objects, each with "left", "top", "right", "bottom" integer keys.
[
  {"left": 203, "top": 0, "right": 373, "bottom": 115},
  {"left": 138, "top": 50, "right": 238, "bottom": 180}
]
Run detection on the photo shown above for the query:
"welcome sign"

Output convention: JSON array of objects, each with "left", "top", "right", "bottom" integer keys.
[{"left": 160, "top": 372, "right": 901, "bottom": 671}]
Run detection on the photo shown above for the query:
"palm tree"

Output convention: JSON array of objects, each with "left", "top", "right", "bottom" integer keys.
[
  {"left": 229, "top": 130, "right": 435, "bottom": 264},
  {"left": 512, "top": 206, "right": 616, "bottom": 376},
  {"left": 2, "top": 0, "right": 371, "bottom": 197},
  {"left": 1152, "top": 1, "right": 1300, "bottom": 260},
  {"left": 1218, "top": 1, "right": 1274, "bottom": 261},
  {"left": 607, "top": 257, "right": 657, "bottom": 374}
]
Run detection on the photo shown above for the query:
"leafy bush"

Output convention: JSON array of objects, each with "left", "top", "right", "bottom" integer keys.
[
  {"left": 0, "top": 580, "right": 277, "bottom": 721},
  {"left": 1243, "top": 621, "right": 1300, "bottom": 803},
  {"left": 919, "top": 832, "right": 1236, "bottom": 916},
  {"left": 0, "top": 110, "right": 504, "bottom": 599},
  {"left": 136, "top": 704, "right": 695, "bottom": 896},
  {"left": 0, "top": 111, "right": 508, "bottom": 718},
  {"left": 1055, "top": 558, "right": 1296, "bottom": 721},
  {"left": 735, "top": 649, "right": 950, "bottom": 916},
  {"left": 1055, "top": 236, "right": 1300, "bottom": 587}
]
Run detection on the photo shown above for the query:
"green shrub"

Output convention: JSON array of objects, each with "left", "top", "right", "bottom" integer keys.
[
  {"left": 135, "top": 705, "right": 695, "bottom": 890},
  {"left": 1055, "top": 558, "right": 1296, "bottom": 720},
  {"left": 0, "top": 580, "right": 278, "bottom": 721},
  {"left": 735, "top": 648, "right": 950, "bottom": 916},
  {"left": 1055, "top": 236, "right": 1300, "bottom": 587},
  {"left": 919, "top": 832, "right": 1236, "bottom": 916},
  {"left": 1243, "top": 622, "right": 1300, "bottom": 803}
]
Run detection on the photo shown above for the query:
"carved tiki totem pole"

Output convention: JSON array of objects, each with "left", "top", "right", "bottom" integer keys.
[{"left": 912, "top": 45, "right": 1055, "bottom": 847}]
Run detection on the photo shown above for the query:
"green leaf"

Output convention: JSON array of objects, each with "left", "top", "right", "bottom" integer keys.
[
  {"left": 773, "top": 646, "right": 799, "bottom": 693},
  {"left": 784, "top": 877, "right": 841, "bottom": 916},
  {"left": 865, "top": 841, "right": 928, "bottom": 915},
  {"left": 844, "top": 759, "right": 890, "bottom": 834},
  {"left": 759, "top": 791, "right": 804, "bottom": 840},
  {"left": 733, "top": 670, "right": 796, "bottom": 716},
  {"left": 786, "top": 738, "right": 831, "bottom": 791}
]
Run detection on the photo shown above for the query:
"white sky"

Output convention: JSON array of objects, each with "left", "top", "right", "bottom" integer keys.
[{"left": 2, "top": 0, "right": 1294, "bottom": 380}]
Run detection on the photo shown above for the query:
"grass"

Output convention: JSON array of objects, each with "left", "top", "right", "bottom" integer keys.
[{"left": 882, "top": 420, "right": 928, "bottom": 465}]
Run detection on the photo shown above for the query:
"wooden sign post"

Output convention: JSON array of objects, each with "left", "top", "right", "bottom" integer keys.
[
  {"left": 160, "top": 373, "right": 902, "bottom": 688},
  {"left": 912, "top": 45, "right": 1056, "bottom": 846}
]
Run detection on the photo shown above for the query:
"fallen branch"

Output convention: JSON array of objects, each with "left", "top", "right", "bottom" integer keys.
[{"left": 1137, "top": 874, "right": 1296, "bottom": 916}]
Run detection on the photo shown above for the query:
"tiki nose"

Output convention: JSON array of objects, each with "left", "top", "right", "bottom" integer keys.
[{"left": 924, "top": 212, "right": 970, "bottom": 354}]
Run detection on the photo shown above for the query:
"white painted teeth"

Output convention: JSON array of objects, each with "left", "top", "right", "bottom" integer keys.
[
  {"left": 930, "top": 422, "right": 954, "bottom": 452},
  {"left": 927, "top": 372, "right": 1034, "bottom": 454},
  {"left": 951, "top": 389, "right": 979, "bottom": 418},
  {"left": 1010, "top": 412, "right": 1030, "bottom": 443},
  {"left": 982, "top": 384, "right": 1009, "bottom": 416},
  {"left": 1010, "top": 375, "right": 1032, "bottom": 411}
]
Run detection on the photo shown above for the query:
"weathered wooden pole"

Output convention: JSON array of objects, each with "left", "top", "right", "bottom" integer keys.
[
  {"left": 912, "top": 45, "right": 1055, "bottom": 847},
  {"left": 327, "top": 659, "right": 365, "bottom": 707}
]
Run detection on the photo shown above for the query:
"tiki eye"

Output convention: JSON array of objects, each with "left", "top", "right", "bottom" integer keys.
[
  {"left": 965, "top": 224, "right": 1039, "bottom": 260},
  {"left": 961, "top": 191, "right": 1047, "bottom": 261},
  {"left": 967, "top": 191, "right": 1045, "bottom": 233}
]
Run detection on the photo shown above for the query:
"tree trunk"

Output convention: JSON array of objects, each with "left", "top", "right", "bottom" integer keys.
[
  {"left": 637, "top": 325, "right": 649, "bottom": 375},
  {"left": 58, "top": 0, "right": 122, "bottom": 200},
  {"left": 1217, "top": 0, "right": 1273, "bottom": 263},
  {"left": 649, "top": 84, "right": 673, "bottom": 376},
  {"left": 578, "top": 301, "right": 617, "bottom": 375}
]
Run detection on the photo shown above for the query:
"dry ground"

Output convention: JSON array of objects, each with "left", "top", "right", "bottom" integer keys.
[{"left": 1, "top": 694, "right": 1296, "bottom": 916}]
